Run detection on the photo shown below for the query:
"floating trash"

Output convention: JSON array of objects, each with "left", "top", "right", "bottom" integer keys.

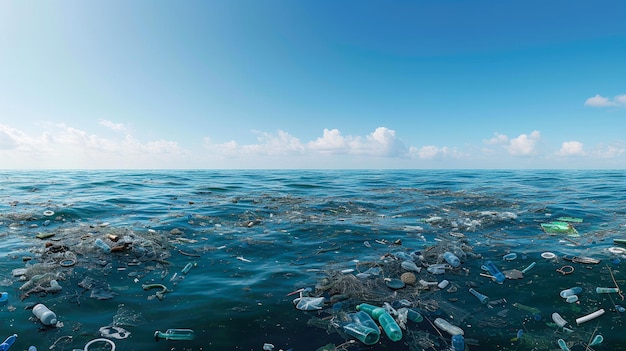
[{"left": 541, "top": 222, "right": 578, "bottom": 235}]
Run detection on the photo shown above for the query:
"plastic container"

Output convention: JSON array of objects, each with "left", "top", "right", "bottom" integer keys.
[
  {"left": 442, "top": 252, "right": 461, "bottom": 268},
  {"left": 469, "top": 288, "right": 489, "bottom": 304},
  {"left": 482, "top": 261, "right": 505, "bottom": 283},
  {"left": 28, "top": 347, "right": 36, "bottom": 351},
  {"left": 0, "top": 292, "right": 7, "bottom": 306},
  {"left": 565, "top": 295, "right": 578, "bottom": 303},
  {"left": 32, "top": 304, "right": 57, "bottom": 326},
  {"left": 434, "top": 318, "right": 464, "bottom": 336},
  {"left": 94, "top": 238, "right": 111, "bottom": 253},
  {"left": 0, "top": 334, "right": 17, "bottom": 351},
  {"left": 559, "top": 287, "right": 582, "bottom": 298},
  {"left": 154, "top": 328, "right": 195, "bottom": 341},
  {"left": 451, "top": 334, "right": 464, "bottom": 351},
  {"left": 438, "top": 280, "right": 450, "bottom": 289}
]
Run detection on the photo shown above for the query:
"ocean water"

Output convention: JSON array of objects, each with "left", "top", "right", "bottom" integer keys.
[{"left": 0, "top": 170, "right": 625, "bottom": 351}]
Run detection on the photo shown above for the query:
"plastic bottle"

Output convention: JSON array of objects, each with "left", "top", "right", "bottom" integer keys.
[
  {"left": 154, "top": 329, "right": 195, "bottom": 341},
  {"left": 0, "top": 334, "right": 17, "bottom": 351},
  {"left": 343, "top": 323, "right": 380, "bottom": 345},
  {"left": 433, "top": 318, "right": 464, "bottom": 336},
  {"left": 437, "top": 280, "right": 449, "bottom": 289},
  {"left": 32, "top": 304, "right": 57, "bottom": 326},
  {"left": 426, "top": 264, "right": 447, "bottom": 274},
  {"left": 559, "top": 287, "right": 582, "bottom": 298},
  {"left": 565, "top": 295, "right": 578, "bottom": 303},
  {"left": 482, "top": 261, "right": 505, "bottom": 283},
  {"left": 28, "top": 346, "right": 36, "bottom": 351},
  {"left": 442, "top": 252, "right": 461, "bottom": 267},
  {"left": 451, "top": 334, "right": 465, "bottom": 351},
  {"left": 94, "top": 238, "right": 111, "bottom": 253},
  {"left": 343, "top": 311, "right": 380, "bottom": 345},
  {"left": 356, "top": 304, "right": 402, "bottom": 341},
  {"left": 596, "top": 287, "right": 619, "bottom": 294},
  {"left": 551, "top": 312, "right": 567, "bottom": 328},
  {"left": 407, "top": 308, "right": 423, "bottom": 322},
  {"left": 469, "top": 288, "right": 489, "bottom": 304}
]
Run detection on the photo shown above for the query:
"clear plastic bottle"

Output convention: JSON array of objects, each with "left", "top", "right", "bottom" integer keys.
[
  {"left": 434, "top": 318, "right": 464, "bottom": 336},
  {"left": 551, "top": 312, "right": 567, "bottom": 328},
  {"left": 560, "top": 287, "right": 582, "bottom": 298},
  {"left": 154, "top": 329, "right": 195, "bottom": 341},
  {"left": 596, "top": 287, "right": 619, "bottom": 294},
  {"left": 32, "top": 304, "right": 57, "bottom": 326},
  {"left": 94, "top": 238, "right": 111, "bottom": 253},
  {"left": 343, "top": 312, "right": 380, "bottom": 345},
  {"left": 442, "top": 252, "right": 461, "bottom": 267}
]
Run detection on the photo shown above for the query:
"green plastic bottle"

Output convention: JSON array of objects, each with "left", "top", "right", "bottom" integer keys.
[
  {"left": 154, "top": 329, "right": 195, "bottom": 341},
  {"left": 356, "top": 303, "right": 402, "bottom": 341}
]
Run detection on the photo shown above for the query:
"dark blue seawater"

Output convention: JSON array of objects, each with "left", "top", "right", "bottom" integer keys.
[{"left": 0, "top": 170, "right": 625, "bottom": 351}]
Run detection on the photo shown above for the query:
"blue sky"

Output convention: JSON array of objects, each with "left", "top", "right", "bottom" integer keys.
[{"left": 1, "top": 0, "right": 625, "bottom": 169}]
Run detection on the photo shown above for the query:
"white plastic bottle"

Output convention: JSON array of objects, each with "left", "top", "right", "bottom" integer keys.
[{"left": 32, "top": 303, "right": 57, "bottom": 326}]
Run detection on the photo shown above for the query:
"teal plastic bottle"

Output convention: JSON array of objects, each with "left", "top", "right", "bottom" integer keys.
[{"left": 356, "top": 303, "right": 402, "bottom": 341}]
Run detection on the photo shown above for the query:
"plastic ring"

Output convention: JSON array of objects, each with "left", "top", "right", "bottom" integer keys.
[
  {"left": 541, "top": 252, "right": 556, "bottom": 259},
  {"left": 59, "top": 259, "right": 76, "bottom": 267},
  {"left": 84, "top": 338, "right": 116, "bottom": 351},
  {"left": 43, "top": 210, "right": 55, "bottom": 217},
  {"left": 556, "top": 265, "right": 574, "bottom": 275},
  {"left": 608, "top": 247, "right": 626, "bottom": 254}
]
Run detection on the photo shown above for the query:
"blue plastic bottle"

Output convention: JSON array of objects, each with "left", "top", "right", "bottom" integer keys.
[
  {"left": 482, "top": 260, "right": 506, "bottom": 283},
  {"left": 0, "top": 334, "right": 17, "bottom": 351},
  {"left": 451, "top": 334, "right": 465, "bottom": 351}
]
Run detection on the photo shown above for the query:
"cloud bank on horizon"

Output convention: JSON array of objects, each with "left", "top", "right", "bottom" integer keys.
[{"left": 1, "top": 92, "right": 624, "bottom": 169}]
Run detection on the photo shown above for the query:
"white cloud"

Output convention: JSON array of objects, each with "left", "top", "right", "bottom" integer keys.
[
  {"left": 204, "top": 130, "right": 305, "bottom": 158},
  {"left": 0, "top": 122, "right": 185, "bottom": 168},
  {"left": 556, "top": 141, "right": 585, "bottom": 156},
  {"left": 209, "top": 127, "right": 408, "bottom": 159},
  {"left": 483, "top": 132, "right": 509, "bottom": 145},
  {"left": 505, "top": 131, "right": 541, "bottom": 156},
  {"left": 584, "top": 94, "right": 626, "bottom": 107},
  {"left": 411, "top": 145, "right": 460, "bottom": 160},
  {"left": 308, "top": 128, "right": 349, "bottom": 153},
  {"left": 590, "top": 144, "right": 625, "bottom": 159},
  {"left": 99, "top": 119, "right": 127, "bottom": 132}
]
